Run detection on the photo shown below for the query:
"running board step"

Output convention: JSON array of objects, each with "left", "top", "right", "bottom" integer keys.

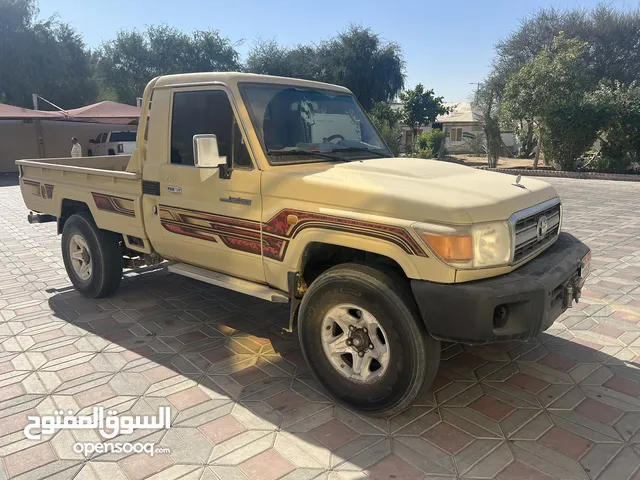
[{"left": 167, "top": 263, "right": 289, "bottom": 304}]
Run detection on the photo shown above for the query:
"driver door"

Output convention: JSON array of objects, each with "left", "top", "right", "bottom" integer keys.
[{"left": 153, "top": 88, "right": 265, "bottom": 283}]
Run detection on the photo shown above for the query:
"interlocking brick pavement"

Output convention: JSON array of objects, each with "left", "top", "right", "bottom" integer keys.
[{"left": 1, "top": 175, "right": 640, "bottom": 479}]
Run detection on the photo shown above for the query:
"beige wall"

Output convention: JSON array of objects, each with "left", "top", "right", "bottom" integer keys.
[
  {"left": 0, "top": 120, "right": 40, "bottom": 172},
  {"left": 0, "top": 119, "right": 136, "bottom": 173}
]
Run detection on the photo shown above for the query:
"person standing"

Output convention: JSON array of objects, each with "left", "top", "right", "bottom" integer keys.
[{"left": 71, "top": 137, "right": 82, "bottom": 158}]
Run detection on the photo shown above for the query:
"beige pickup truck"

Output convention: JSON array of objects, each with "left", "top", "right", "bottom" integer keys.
[{"left": 17, "top": 72, "right": 591, "bottom": 415}]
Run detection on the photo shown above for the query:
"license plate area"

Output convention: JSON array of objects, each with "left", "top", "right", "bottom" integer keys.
[
  {"left": 581, "top": 250, "right": 592, "bottom": 281},
  {"left": 560, "top": 250, "right": 591, "bottom": 308}
]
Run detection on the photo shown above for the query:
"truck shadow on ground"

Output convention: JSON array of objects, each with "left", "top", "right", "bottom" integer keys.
[{"left": 44, "top": 266, "right": 640, "bottom": 476}]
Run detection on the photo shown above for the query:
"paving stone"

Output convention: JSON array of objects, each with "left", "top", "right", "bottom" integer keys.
[
  {"left": 118, "top": 453, "right": 174, "bottom": 480},
  {"left": 239, "top": 449, "right": 295, "bottom": 480},
  {"left": 496, "top": 461, "right": 553, "bottom": 480},
  {"left": 308, "top": 419, "right": 359, "bottom": 450},
  {"left": 469, "top": 395, "right": 516, "bottom": 421},
  {"left": 575, "top": 397, "right": 624, "bottom": 425},
  {"left": 3, "top": 442, "right": 57, "bottom": 477},
  {"left": 365, "top": 454, "right": 424, "bottom": 480},
  {"left": 199, "top": 415, "right": 247, "bottom": 445},
  {"left": 1, "top": 178, "right": 640, "bottom": 478},
  {"left": 421, "top": 422, "right": 474, "bottom": 454},
  {"left": 539, "top": 426, "right": 593, "bottom": 460}
]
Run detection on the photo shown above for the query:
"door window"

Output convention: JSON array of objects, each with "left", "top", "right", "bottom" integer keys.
[{"left": 170, "top": 90, "right": 252, "bottom": 168}]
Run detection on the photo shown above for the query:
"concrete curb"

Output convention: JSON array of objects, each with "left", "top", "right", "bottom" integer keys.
[{"left": 481, "top": 168, "right": 640, "bottom": 182}]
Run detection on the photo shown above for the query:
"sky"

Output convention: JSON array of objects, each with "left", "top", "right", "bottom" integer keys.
[{"left": 39, "top": 0, "right": 637, "bottom": 102}]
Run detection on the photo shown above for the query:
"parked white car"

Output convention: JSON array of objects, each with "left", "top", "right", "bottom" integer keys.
[{"left": 87, "top": 131, "right": 137, "bottom": 156}]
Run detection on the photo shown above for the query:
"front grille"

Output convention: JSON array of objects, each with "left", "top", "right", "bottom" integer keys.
[{"left": 512, "top": 201, "right": 561, "bottom": 264}]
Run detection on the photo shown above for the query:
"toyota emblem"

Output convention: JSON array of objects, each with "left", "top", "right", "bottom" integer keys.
[{"left": 536, "top": 216, "right": 549, "bottom": 240}]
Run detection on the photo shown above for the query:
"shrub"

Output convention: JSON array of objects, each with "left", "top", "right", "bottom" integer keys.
[
  {"left": 584, "top": 82, "right": 640, "bottom": 172},
  {"left": 463, "top": 132, "right": 486, "bottom": 155},
  {"left": 542, "top": 100, "right": 608, "bottom": 170},
  {"left": 373, "top": 119, "right": 403, "bottom": 156},
  {"left": 413, "top": 130, "right": 445, "bottom": 159}
]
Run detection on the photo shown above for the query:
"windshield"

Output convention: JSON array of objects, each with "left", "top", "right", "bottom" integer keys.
[
  {"left": 109, "top": 131, "right": 137, "bottom": 142},
  {"left": 239, "top": 83, "right": 392, "bottom": 164}
]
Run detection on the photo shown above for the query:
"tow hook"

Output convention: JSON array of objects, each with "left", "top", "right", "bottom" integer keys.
[{"left": 563, "top": 276, "right": 584, "bottom": 309}]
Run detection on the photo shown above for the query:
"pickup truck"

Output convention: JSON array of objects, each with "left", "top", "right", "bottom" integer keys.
[
  {"left": 17, "top": 72, "right": 591, "bottom": 416},
  {"left": 88, "top": 130, "right": 137, "bottom": 156}
]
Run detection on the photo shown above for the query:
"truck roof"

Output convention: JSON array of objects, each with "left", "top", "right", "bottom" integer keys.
[{"left": 153, "top": 72, "right": 352, "bottom": 94}]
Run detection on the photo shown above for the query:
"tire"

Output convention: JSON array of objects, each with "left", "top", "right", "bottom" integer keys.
[
  {"left": 298, "top": 263, "right": 440, "bottom": 416},
  {"left": 61, "top": 212, "right": 123, "bottom": 299},
  {"left": 108, "top": 149, "right": 115, "bottom": 155},
  {"left": 87, "top": 149, "right": 93, "bottom": 157}
]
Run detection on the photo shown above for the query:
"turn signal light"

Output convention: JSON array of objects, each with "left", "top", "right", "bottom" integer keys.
[{"left": 422, "top": 233, "right": 473, "bottom": 261}]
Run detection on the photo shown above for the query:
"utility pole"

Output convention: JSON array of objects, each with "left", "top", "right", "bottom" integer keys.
[{"left": 469, "top": 82, "right": 481, "bottom": 95}]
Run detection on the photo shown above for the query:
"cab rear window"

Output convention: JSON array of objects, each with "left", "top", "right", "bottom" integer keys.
[{"left": 109, "top": 132, "right": 137, "bottom": 142}]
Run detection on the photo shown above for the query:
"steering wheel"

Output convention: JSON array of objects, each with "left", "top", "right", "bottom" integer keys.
[{"left": 326, "top": 134, "right": 345, "bottom": 144}]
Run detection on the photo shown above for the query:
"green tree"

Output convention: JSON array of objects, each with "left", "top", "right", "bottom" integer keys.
[
  {"left": 0, "top": 0, "right": 96, "bottom": 108},
  {"left": 245, "top": 40, "right": 319, "bottom": 80},
  {"left": 502, "top": 34, "right": 607, "bottom": 170},
  {"left": 317, "top": 26, "right": 404, "bottom": 110},
  {"left": 94, "top": 25, "right": 240, "bottom": 104},
  {"left": 589, "top": 82, "right": 640, "bottom": 172},
  {"left": 399, "top": 84, "right": 449, "bottom": 140},
  {"left": 473, "top": 79, "right": 503, "bottom": 167},
  {"left": 368, "top": 101, "right": 403, "bottom": 156},
  {"left": 489, "top": 4, "right": 640, "bottom": 161},
  {"left": 492, "top": 5, "right": 640, "bottom": 88},
  {"left": 513, "top": 120, "right": 537, "bottom": 158},
  {"left": 246, "top": 26, "right": 405, "bottom": 110},
  {"left": 369, "top": 101, "right": 402, "bottom": 127}
]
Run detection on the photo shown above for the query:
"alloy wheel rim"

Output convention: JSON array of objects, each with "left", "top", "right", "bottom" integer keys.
[
  {"left": 69, "top": 234, "right": 92, "bottom": 280},
  {"left": 320, "top": 303, "right": 390, "bottom": 383}
]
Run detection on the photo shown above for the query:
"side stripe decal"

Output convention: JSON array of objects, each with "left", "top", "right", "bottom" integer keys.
[
  {"left": 92, "top": 193, "right": 136, "bottom": 217},
  {"left": 159, "top": 205, "right": 428, "bottom": 261}
]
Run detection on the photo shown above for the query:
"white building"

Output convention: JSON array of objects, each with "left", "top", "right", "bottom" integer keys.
[{"left": 392, "top": 102, "right": 516, "bottom": 154}]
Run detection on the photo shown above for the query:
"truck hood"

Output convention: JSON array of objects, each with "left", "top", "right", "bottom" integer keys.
[{"left": 262, "top": 157, "right": 559, "bottom": 224}]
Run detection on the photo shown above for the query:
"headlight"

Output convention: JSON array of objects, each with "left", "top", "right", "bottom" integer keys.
[{"left": 413, "top": 221, "right": 512, "bottom": 269}]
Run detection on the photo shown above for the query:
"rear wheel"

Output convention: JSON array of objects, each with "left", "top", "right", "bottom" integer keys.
[
  {"left": 298, "top": 263, "right": 440, "bottom": 416},
  {"left": 61, "top": 212, "right": 123, "bottom": 298}
]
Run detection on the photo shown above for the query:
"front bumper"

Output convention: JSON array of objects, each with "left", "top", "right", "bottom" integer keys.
[{"left": 411, "top": 233, "right": 591, "bottom": 345}]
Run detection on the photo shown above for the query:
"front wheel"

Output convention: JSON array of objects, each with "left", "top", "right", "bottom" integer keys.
[
  {"left": 298, "top": 263, "right": 440, "bottom": 416},
  {"left": 61, "top": 212, "right": 123, "bottom": 298}
]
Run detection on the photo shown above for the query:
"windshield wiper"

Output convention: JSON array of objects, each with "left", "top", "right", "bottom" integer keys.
[
  {"left": 330, "top": 146, "right": 390, "bottom": 158},
  {"left": 266, "top": 149, "right": 350, "bottom": 162}
]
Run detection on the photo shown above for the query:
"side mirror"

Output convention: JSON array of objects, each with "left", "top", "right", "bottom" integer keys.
[
  {"left": 89, "top": 139, "right": 95, "bottom": 144},
  {"left": 193, "top": 134, "right": 224, "bottom": 168}
]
